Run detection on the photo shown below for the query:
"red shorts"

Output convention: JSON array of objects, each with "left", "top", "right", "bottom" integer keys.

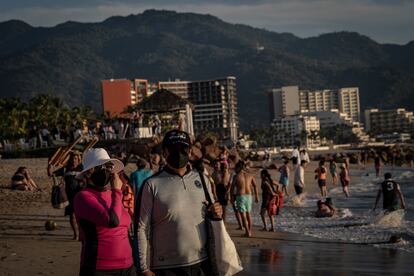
[{"left": 341, "top": 178, "right": 349, "bottom": 187}]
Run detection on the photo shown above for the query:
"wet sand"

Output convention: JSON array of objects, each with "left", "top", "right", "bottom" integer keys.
[
  {"left": 231, "top": 226, "right": 413, "bottom": 275},
  {"left": 0, "top": 158, "right": 412, "bottom": 275}
]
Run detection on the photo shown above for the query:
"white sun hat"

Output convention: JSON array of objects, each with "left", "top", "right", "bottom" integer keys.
[{"left": 79, "top": 148, "right": 124, "bottom": 175}]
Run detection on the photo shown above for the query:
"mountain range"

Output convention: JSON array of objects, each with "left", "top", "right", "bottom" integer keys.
[{"left": 0, "top": 9, "right": 413, "bottom": 129}]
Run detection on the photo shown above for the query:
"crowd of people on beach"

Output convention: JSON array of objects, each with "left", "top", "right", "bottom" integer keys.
[{"left": 7, "top": 128, "right": 411, "bottom": 276}]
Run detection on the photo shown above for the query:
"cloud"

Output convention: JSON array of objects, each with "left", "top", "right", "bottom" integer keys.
[{"left": 0, "top": 0, "right": 413, "bottom": 44}]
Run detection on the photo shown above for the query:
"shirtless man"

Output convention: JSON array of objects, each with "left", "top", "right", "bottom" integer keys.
[{"left": 230, "top": 160, "right": 259, "bottom": 237}]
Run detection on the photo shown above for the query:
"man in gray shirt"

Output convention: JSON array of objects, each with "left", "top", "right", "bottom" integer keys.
[{"left": 135, "top": 130, "right": 222, "bottom": 276}]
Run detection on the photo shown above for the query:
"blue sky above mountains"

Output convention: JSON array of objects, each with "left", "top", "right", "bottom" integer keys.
[{"left": 0, "top": 0, "right": 413, "bottom": 44}]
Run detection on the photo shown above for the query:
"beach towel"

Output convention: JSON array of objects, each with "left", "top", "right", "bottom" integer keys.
[
  {"left": 198, "top": 171, "right": 243, "bottom": 276},
  {"left": 268, "top": 192, "right": 283, "bottom": 216}
]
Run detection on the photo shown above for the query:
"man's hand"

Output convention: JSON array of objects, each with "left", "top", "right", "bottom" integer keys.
[
  {"left": 141, "top": 270, "right": 155, "bottom": 276},
  {"left": 210, "top": 201, "right": 223, "bottom": 219},
  {"left": 111, "top": 173, "right": 123, "bottom": 190}
]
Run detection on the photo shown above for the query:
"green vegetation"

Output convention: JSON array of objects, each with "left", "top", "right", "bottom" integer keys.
[{"left": 0, "top": 94, "right": 94, "bottom": 141}]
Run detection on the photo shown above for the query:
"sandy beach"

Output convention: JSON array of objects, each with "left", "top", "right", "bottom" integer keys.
[{"left": 0, "top": 157, "right": 413, "bottom": 275}]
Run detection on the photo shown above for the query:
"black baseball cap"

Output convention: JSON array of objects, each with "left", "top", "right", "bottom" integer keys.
[{"left": 162, "top": 130, "right": 191, "bottom": 149}]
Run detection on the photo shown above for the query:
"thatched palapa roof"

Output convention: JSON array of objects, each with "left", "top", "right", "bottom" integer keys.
[{"left": 136, "top": 89, "right": 192, "bottom": 113}]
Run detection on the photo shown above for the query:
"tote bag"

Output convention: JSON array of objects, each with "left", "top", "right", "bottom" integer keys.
[
  {"left": 51, "top": 176, "right": 69, "bottom": 209},
  {"left": 198, "top": 171, "right": 243, "bottom": 276}
]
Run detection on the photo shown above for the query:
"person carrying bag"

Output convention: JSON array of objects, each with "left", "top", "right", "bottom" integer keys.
[
  {"left": 198, "top": 170, "right": 243, "bottom": 276},
  {"left": 51, "top": 175, "right": 69, "bottom": 209}
]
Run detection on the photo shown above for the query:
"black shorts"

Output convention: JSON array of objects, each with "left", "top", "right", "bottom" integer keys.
[
  {"left": 294, "top": 186, "right": 303, "bottom": 195},
  {"left": 384, "top": 205, "right": 399, "bottom": 213},
  {"left": 318, "top": 180, "right": 326, "bottom": 187},
  {"left": 216, "top": 184, "right": 228, "bottom": 206}
]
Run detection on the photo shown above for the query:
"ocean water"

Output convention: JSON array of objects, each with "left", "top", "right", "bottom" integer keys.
[{"left": 227, "top": 167, "right": 414, "bottom": 253}]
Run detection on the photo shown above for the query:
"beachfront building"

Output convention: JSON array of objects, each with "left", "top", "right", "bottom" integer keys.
[
  {"left": 302, "top": 109, "right": 370, "bottom": 142},
  {"left": 101, "top": 79, "right": 149, "bottom": 115},
  {"left": 269, "top": 86, "right": 361, "bottom": 123},
  {"left": 271, "top": 115, "right": 320, "bottom": 148},
  {"left": 158, "top": 76, "right": 239, "bottom": 142},
  {"left": 365, "top": 108, "right": 414, "bottom": 136},
  {"left": 375, "top": 133, "right": 411, "bottom": 143}
]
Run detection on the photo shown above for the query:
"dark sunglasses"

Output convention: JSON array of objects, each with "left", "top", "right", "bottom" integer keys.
[{"left": 95, "top": 162, "right": 114, "bottom": 171}]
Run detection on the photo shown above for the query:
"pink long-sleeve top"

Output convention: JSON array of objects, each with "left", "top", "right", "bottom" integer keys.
[{"left": 74, "top": 187, "right": 133, "bottom": 271}]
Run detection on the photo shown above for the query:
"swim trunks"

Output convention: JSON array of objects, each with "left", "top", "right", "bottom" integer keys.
[
  {"left": 318, "top": 179, "right": 326, "bottom": 187},
  {"left": 294, "top": 186, "right": 303, "bottom": 195},
  {"left": 280, "top": 177, "right": 289, "bottom": 186},
  {"left": 236, "top": 195, "right": 253, "bottom": 213}
]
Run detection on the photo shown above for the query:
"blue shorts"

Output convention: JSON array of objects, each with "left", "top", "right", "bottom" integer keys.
[
  {"left": 236, "top": 195, "right": 253, "bottom": 213},
  {"left": 280, "top": 177, "right": 289, "bottom": 186}
]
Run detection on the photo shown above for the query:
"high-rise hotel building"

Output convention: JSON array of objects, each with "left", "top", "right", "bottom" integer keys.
[
  {"left": 158, "top": 76, "right": 239, "bottom": 141},
  {"left": 365, "top": 108, "right": 414, "bottom": 135},
  {"left": 269, "top": 86, "right": 360, "bottom": 123},
  {"left": 101, "top": 79, "right": 149, "bottom": 115}
]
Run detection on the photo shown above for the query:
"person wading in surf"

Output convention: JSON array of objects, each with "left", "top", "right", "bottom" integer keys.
[{"left": 373, "top": 172, "right": 406, "bottom": 213}]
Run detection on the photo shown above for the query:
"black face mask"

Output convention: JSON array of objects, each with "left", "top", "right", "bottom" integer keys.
[
  {"left": 89, "top": 169, "right": 111, "bottom": 190},
  {"left": 167, "top": 148, "right": 189, "bottom": 169}
]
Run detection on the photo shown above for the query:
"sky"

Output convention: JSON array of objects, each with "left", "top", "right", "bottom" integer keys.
[{"left": 0, "top": 0, "right": 413, "bottom": 45}]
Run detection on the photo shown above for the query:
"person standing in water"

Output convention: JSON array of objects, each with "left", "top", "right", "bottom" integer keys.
[
  {"left": 279, "top": 159, "right": 290, "bottom": 196},
  {"left": 374, "top": 153, "right": 382, "bottom": 178},
  {"left": 373, "top": 172, "right": 406, "bottom": 213},
  {"left": 315, "top": 160, "right": 328, "bottom": 197},
  {"left": 339, "top": 163, "right": 350, "bottom": 197},
  {"left": 329, "top": 159, "right": 338, "bottom": 186},
  {"left": 294, "top": 160, "right": 306, "bottom": 196}
]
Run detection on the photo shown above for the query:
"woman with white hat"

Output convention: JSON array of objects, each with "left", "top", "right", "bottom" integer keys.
[{"left": 74, "top": 148, "right": 134, "bottom": 276}]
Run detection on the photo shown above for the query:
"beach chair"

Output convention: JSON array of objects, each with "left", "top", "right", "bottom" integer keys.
[
  {"left": 3, "top": 140, "right": 14, "bottom": 151},
  {"left": 18, "top": 138, "right": 30, "bottom": 150},
  {"left": 38, "top": 134, "right": 48, "bottom": 148}
]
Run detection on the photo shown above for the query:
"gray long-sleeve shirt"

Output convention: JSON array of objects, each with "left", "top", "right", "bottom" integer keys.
[{"left": 135, "top": 167, "right": 213, "bottom": 272}]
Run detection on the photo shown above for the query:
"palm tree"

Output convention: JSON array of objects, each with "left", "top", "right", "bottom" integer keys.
[{"left": 0, "top": 98, "right": 29, "bottom": 140}]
